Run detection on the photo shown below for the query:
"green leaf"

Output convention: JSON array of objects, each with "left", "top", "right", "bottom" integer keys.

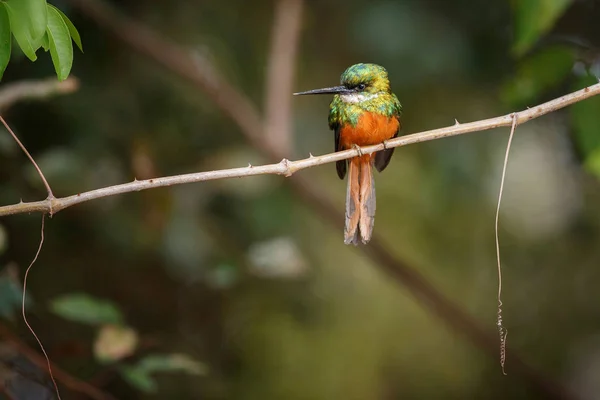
[
  {"left": 512, "top": 0, "right": 572, "bottom": 56},
  {"left": 3, "top": 2, "right": 38, "bottom": 61},
  {"left": 50, "top": 5, "right": 82, "bottom": 52},
  {"left": 5, "top": 0, "right": 47, "bottom": 41},
  {"left": 571, "top": 74, "right": 600, "bottom": 179},
  {"left": 0, "top": 3, "right": 11, "bottom": 79},
  {"left": 501, "top": 45, "right": 574, "bottom": 106},
  {"left": 45, "top": 4, "right": 72, "bottom": 80},
  {"left": 119, "top": 366, "right": 158, "bottom": 393},
  {"left": 137, "top": 354, "right": 207, "bottom": 375},
  {"left": 50, "top": 293, "right": 124, "bottom": 326},
  {"left": 40, "top": 32, "right": 49, "bottom": 51}
]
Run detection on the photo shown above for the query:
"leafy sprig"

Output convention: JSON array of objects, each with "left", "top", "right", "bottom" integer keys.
[{"left": 0, "top": 0, "right": 82, "bottom": 80}]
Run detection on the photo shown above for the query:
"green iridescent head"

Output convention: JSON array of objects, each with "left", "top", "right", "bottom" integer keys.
[
  {"left": 293, "top": 63, "right": 392, "bottom": 97},
  {"left": 339, "top": 63, "right": 390, "bottom": 94}
]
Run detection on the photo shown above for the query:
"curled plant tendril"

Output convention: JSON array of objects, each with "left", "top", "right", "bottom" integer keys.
[
  {"left": 22, "top": 215, "right": 62, "bottom": 399},
  {"left": 494, "top": 113, "right": 517, "bottom": 375},
  {"left": 498, "top": 299, "right": 508, "bottom": 375}
]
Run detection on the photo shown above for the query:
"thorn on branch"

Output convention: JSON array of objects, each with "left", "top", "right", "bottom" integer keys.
[
  {"left": 454, "top": 119, "right": 460, "bottom": 125},
  {"left": 280, "top": 158, "right": 293, "bottom": 177},
  {"left": 248, "top": 163, "right": 253, "bottom": 168}
]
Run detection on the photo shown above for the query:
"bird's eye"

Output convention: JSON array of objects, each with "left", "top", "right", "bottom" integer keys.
[{"left": 357, "top": 83, "right": 366, "bottom": 90}]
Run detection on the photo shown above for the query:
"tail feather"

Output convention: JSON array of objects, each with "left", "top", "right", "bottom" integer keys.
[
  {"left": 358, "top": 158, "right": 375, "bottom": 243},
  {"left": 344, "top": 156, "right": 376, "bottom": 245},
  {"left": 344, "top": 158, "right": 361, "bottom": 245}
]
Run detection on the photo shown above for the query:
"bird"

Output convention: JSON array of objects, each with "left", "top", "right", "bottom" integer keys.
[{"left": 294, "top": 63, "right": 402, "bottom": 245}]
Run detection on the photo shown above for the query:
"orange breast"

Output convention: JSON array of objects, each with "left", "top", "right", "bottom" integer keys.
[{"left": 339, "top": 112, "right": 400, "bottom": 149}]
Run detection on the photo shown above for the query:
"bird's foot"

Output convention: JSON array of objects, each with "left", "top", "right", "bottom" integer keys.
[{"left": 353, "top": 144, "right": 364, "bottom": 157}]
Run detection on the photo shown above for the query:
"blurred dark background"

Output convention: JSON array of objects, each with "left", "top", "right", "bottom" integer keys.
[{"left": 2, "top": 0, "right": 600, "bottom": 398}]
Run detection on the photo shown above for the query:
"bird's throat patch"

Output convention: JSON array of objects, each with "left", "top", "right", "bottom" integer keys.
[{"left": 340, "top": 92, "right": 381, "bottom": 104}]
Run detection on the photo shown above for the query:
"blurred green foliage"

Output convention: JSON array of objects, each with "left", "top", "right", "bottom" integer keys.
[
  {"left": 120, "top": 354, "right": 206, "bottom": 393},
  {"left": 0, "top": 4, "right": 10, "bottom": 77},
  {"left": 572, "top": 74, "right": 600, "bottom": 176},
  {"left": 0, "top": 0, "right": 81, "bottom": 79},
  {"left": 1, "top": 0, "right": 600, "bottom": 398},
  {"left": 501, "top": 45, "right": 575, "bottom": 106},
  {"left": 48, "top": 292, "right": 206, "bottom": 392},
  {"left": 0, "top": 269, "right": 25, "bottom": 319},
  {"left": 50, "top": 292, "right": 123, "bottom": 325},
  {"left": 512, "top": 0, "right": 573, "bottom": 55}
]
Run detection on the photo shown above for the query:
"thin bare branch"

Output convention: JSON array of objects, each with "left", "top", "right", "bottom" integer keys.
[
  {"left": 0, "top": 77, "right": 79, "bottom": 111},
  {"left": 264, "top": 0, "right": 304, "bottom": 155},
  {"left": 0, "top": 116, "right": 54, "bottom": 200},
  {"left": 1, "top": 81, "right": 599, "bottom": 217},
  {"left": 0, "top": 322, "right": 117, "bottom": 400}
]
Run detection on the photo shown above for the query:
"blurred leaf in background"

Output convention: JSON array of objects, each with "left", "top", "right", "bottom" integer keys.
[
  {"left": 501, "top": 45, "right": 574, "bottom": 106},
  {"left": 50, "top": 293, "right": 123, "bottom": 326},
  {"left": 0, "top": 3, "right": 11, "bottom": 79},
  {"left": 94, "top": 324, "right": 139, "bottom": 363},
  {"left": 0, "top": 264, "right": 28, "bottom": 320},
  {"left": 119, "top": 353, "right": 206, "bottom": 393},
  {"left": 512, "top": 0, "right": 572, "bottom": 55},
  {"left": 571, "top": 74, "right": 600, "bottom": 179}
]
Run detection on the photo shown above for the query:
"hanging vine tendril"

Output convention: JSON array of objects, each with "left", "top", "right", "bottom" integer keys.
[{"left": 495, "top": 113, "right": 517, "bottom": 375}]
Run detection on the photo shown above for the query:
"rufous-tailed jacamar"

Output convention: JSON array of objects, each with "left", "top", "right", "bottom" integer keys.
[{"left": 295, "top": 63, "right": 402, "bottom": 245}]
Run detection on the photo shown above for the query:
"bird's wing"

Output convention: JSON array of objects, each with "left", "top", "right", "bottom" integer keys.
[
  {"left": 329, "top": 97, "right": 347, "bottom": 179},
  {"left": 374, "top": 94, "right": 402, "bottom": 173}
]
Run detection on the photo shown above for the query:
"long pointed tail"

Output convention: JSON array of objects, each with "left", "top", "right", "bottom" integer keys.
[{"left": 344, "top": 155, "right": 376, "bottom": 245}]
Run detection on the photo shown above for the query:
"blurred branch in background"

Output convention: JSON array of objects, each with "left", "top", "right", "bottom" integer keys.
[
  {"left": 0, "top": 322, "right": 116, "bottom": 400},
  {"left": 0, "top": 77, "right": 79, "bottom": 111},
  {"left": 264, "top": 0, "right": 304, "bottom": 156},
  {"left": 8, "top": 0, "right": 586, "bottom": 398}
]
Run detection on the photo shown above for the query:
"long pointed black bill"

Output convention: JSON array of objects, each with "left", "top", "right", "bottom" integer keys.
[{"left": 293, "top": 85, "right": 350, "bottom": 96}]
